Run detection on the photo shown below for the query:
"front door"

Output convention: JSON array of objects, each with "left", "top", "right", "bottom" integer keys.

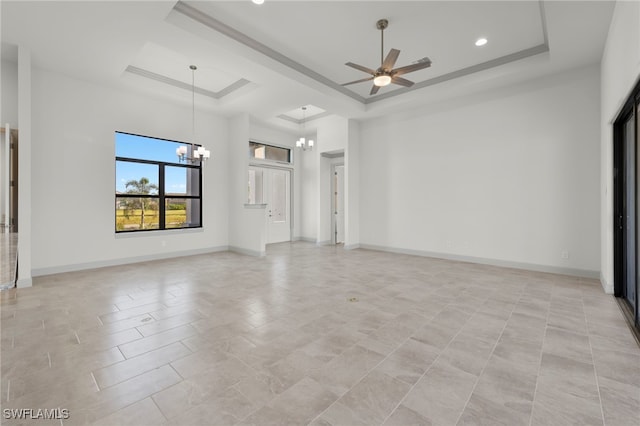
[{"left": 249, "top": 166, "right": 291, "bottom": 244}]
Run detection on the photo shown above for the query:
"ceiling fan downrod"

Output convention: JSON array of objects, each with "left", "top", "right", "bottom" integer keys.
[{"left": 377, "top": 19, "right": 389, "bottom": 68}]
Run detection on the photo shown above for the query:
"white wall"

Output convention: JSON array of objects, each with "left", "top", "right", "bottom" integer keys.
[
  {"left": 300, "top": 145, "right": 317, "bottom": 241},
  {"left": 359, "top": 65, "right": 601, "bottom": 277},
  {"left": 31, "top": 68, "right": 229, "bottom": 275},
  {"left": 345, "top": 119, "right": 360, "bottom": 248},
  {"left": 600, "top": 0, "right": 640, "bottom": 292},
  {"left": 1, "top": 60, "right": 18, "bottom": 128},
  {"left": 17, "top": 46, "right": 32, "bottom": 287}
]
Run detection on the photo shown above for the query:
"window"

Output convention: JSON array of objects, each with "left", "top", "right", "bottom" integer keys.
[
  {"left": 115, "top": 132, "right": 202, "bottom": 233},
  {"left": 249, "top": 141, "right": 291, "bottom": 163}
]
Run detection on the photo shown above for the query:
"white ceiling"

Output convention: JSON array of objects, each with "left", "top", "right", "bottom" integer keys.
[{"left": 1, "top": 1, "right": 615, "bottom": 131}]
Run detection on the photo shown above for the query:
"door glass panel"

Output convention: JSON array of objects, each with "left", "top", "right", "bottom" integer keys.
[
  {"left": 271, "top": 171, "right": 286, "bottom": 223},
  {"left": 625, "top": 113, "right": 636, "bottom": 310}
]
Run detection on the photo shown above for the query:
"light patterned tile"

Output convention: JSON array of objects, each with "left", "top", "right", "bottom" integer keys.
[
  {"left": 339, "top": 370, "right": 411, "bottom": 425},
  {"left": 1, "top": 243, "right": 636, "bottom": 426}
]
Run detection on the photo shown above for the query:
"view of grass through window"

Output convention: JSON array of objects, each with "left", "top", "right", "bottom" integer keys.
[{"left": 115, "top": 132, "right": 202, "bottom": 232}]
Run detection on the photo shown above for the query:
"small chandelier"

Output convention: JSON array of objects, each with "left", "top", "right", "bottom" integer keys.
[
  {"left": 295, "top": 106, "right": 314, "bottom": 151},
  {"left": 177, "top": 65, "right": 211, "bottom": 164}
]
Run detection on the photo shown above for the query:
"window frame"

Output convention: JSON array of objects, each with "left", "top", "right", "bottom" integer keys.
[
  {"left": 115, "top": 131, "right": 203, "bottom": 234},
  {"left": 249, "top": 140, "right": 293, "bottom": 165}
]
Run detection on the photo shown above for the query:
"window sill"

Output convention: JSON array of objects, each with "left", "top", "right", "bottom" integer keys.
[{"left": 115, "top": 227, "right": 204, "bottom": 238}]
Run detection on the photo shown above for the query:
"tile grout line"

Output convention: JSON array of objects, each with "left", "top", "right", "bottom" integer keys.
[
  {"left": 94, "top": 343, "right": 193, "bottom": 390},
  {"left": 297, "top": 303, "right": 435, "bottom": 425},
  {"left": 234, "top": 304, "right": 393, "bottom": 425},
  {"left": 527, "top": 293, "right": 553, "bottom": 426},
  {"left": 149, "top": 393, "right": 170, "bottom": 424},
  {"left": 380, "top": 302, "right": 488, "bottom": 426},
  {"left": 90, "top": 372, "right": 100, "bottom": 392},
  {"left": 582, "top": 297, "right": 607, "bottom": 426},
  {"left": 453, "top": 288, "right": 529, "bottom": 426}
]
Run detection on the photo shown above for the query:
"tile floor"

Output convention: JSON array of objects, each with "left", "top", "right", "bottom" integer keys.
[{"left": 1, "top": 242, "right": 638, "bottom": 425}]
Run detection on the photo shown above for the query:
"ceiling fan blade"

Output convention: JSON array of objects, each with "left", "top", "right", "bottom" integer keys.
[
  {"left": 391, "top": 76, "right": 415, "bottom": 87},
  {"left": 345, "top": 62, "right": 376, "bottom": 75},
  {"left": 392, "top": 58, "right": 432, "bottom": 76},
  {"left": 370, "top": 84, "right": 381, "bottom": 96},
  {"left": 342, "top": 76, "right": 375, "bottom": 86},
  {"left": 382, "top": 48, "right": 401, "bottom": 71}
]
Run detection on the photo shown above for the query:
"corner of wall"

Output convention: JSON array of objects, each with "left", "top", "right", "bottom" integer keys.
[{"left": 600, "top": 271, "right": 614, "bottom": 294}]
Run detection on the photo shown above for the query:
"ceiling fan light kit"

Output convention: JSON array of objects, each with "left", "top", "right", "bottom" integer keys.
[{"left": 342, "top": 18, "right": 432, "bottom": 95}]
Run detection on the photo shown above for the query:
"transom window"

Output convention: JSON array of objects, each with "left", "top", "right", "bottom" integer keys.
[
  {"left": 249, "top": 141, "right": 291, "bottom": 163},
  {"left": 115, "top": 132, "right": 202, "bottom": 233}
]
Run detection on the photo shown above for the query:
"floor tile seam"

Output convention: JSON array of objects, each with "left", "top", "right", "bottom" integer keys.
[
  {"left": 378, "top": 301, "right": 485, "bottom": 426},
  {"left": 528, "top": 296, "right": 553, "bottom": 426},
  {"left": 135, "top": 318, "right": 200, "bottom": 338},
  {"left": 231, "top": 383, "right": 263, "bottom": 424},
  {"left": 582, "top": 297, "right": 607, "bottom": 426},
  {"left": 91, "top": 394, "right": 169, "bottom": 425},
  {"left": 118, "top": 326, "right": 199, "bottom": 359},
  {"left": 305, "top": 313, "right": 438, "bottom": 426},
  {"left": 96, "top": 341, "right": 191, "bottom": 386},
  {"left": 230, "top": 308, "right": 400, "bottom": 423},
  {"left": 453, "top": 292, "right": 527, "bottom": 426}
]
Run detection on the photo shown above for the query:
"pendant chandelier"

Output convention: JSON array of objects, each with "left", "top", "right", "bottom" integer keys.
[
  {"left": 177, "top": 65, "right": 211, "bottom": 164},
  {"left": 295, "top": 106, "right": 314, "bottom": 151}
]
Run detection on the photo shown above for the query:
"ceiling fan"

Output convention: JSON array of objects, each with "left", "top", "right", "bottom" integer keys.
[{"left": 342, "top": 19, "right": 432, "bottom": 95}]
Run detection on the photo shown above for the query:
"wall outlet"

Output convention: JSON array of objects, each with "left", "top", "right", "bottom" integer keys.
[{"left": 561, "top": 250, "right": 569, "bottom": 259}]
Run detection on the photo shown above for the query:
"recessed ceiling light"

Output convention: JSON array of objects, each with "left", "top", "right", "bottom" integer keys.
[
  {"left": 475, "top": 38, "right": 488, "bottom": 47},
  {"left": 252, "top": 0, "right": 264, "bottom": 4}
]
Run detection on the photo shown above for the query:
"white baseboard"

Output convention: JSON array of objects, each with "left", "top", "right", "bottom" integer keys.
[
  {"left": 295, "top": 237, "right": 316, "bottom": 243},
  {"left": 600, "top": 271, "right": 614, "bottom": 294},
  {"left": 316, "top": 240, "right": 332, "bottom": 246},
  {"left": 344, "top": 244, "right": 360, "bottom": 250},
  {"left": 31, "top": 246, "right": 229, "bottom": 277},
  {"left": 16, "top": 277, "right": 33, "bottom": 288},
  {"left": 358, "top": 244, "right": 600, "bottom": 279},
  {"left": 229, "top": 246, "right": 266, "bottom": 257}
]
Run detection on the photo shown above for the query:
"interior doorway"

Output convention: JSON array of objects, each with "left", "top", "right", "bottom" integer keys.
[
  {"left": 248, "top": 166, "right": 291, "bottom": 244},
  {"left": 332, "top": 164, "right": 345, "bottom": 244},
  {"left": 1, "top": 127, "right": 18, "bottom": 290},
  {"left": 1, "top": 127, "right": 18, "bottom": 232},
  {"left": 613, "top": 84, "right": 640, "bottom": 335}
]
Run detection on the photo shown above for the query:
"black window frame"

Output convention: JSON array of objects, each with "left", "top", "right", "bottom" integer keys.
[{"left": 115, "top": 131, "right": 203, "bottom": 233}]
